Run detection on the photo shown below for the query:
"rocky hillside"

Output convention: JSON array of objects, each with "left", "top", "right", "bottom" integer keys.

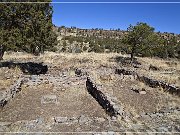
[
  {"left": 53, "top": 26, "right": 180, "bottom": 56},
  {"left": 53, "top": 26, "right": 127, "bottom": 53},
  {"left": 54, "top": 26, "right": 126, "bottom": 39},
  {"left": 54, "top": 26, "right": 180, "bottom": 40}
]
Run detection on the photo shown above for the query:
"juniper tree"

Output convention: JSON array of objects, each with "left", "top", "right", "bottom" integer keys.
[{"left": 0, "top": 0, "right": 57, "bottom": 59}]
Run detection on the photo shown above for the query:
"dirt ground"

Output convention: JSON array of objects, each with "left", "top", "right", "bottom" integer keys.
[{"left": 0, "top": 52, "right": 179, "bottom": 133}]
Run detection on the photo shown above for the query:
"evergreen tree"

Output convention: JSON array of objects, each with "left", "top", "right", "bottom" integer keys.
[
  {"left": 122, "top": 22, "right": 157, "bottom": 60},
  {"left": 0, "top": 0, "right": 57, "bottom": 59}
]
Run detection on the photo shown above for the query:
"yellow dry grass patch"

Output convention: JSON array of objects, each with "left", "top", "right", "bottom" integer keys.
[
  {"left": 0, "top": 79, "right": 12, "bottom": 90},
  {"left": 40, "top": 51, "right": 120, "bottom": 65},
  {"left": 3, "top": 52, "right": 35, "bottom": 60},
  {"left": 0, "top": 67, "right": 21, "bottom": 90},
  {"left": 138, "top": 56, "right": 180, "bottom": 86},
  {"left": 138, "top": 56, "right": 180, "bottom": 70}
]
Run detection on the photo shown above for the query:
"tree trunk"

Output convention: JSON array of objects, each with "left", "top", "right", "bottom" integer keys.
[
  {"left": 130, "top": 53, "right": 134, "bottom": 61},
  {"left": 131, "top": 45, "right": 135, "bottom": 61},
  {"left": 0, "top": 45, "right": 5, "bottom": 60},
  {"left": 34, "top": 46, "right": 40, "bottom": 56},
  {"left": 40, "top": 45, "right": 44, "bottom": 54},
  {"left": 131, "top": 44, "right": 136, "bottom": 62}
]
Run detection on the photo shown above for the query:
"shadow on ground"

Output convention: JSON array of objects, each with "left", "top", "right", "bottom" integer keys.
[
  {"left": 112, "top": 56, "right": 141, "bottom": 68},
  {"left": 0, "top": 61, "right": 48, "bottom": 75}
]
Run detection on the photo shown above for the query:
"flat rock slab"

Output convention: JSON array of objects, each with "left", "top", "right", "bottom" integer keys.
[{"left": 41, "top": 95, "right": 58, "bottom": 104}]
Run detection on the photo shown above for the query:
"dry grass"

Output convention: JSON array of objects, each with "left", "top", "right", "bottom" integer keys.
[
  {"left": 3, "top": 52, "right": 35, "bottom": 60},
  {"left": 138, "top": 57, "right": 180, "bottom": 70},
  {"left": 2, "top": 51, "right": 180, "bottom": 87},
  {"left": 137, "top": 56, "right": 180, "bottom": 86},
  {"left": 40, "top": 51, "right": 121, "bottom": 65},
  {"left": 0, "top": 67, "right": 21, "bottom": 90}
]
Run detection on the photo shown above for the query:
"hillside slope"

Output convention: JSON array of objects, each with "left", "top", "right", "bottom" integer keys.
[{"left": 53, "top": 26, "right": 180, "bottom": 59}]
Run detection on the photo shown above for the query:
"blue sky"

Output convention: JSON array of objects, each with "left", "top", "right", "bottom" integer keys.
[{"left": 52, "top": 0, "right": 180, "bottom": 34}]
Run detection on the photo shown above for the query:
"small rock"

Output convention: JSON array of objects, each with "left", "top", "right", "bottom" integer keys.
[
  {"left": 150, "top": 114, "right": 157, "bottom": 118},
  {"left": 174, "top": 109, "right": 179, "bottom": 114},
  {"left": 111, "top": 116, "right": 117, "bottom": 121},
  {"left": 76, "top": 127, "right": 81, "bottom": 131},
  {"left": 117, "top": 109, "right": 124, "bottom": 116},
  {"left": 95, "top": 117, "right": 106, "bottom": 123},
  {"left": 54, "top": 117, "right": 68, "bottom": 123},
  {"left": 157, "top": 126, "right": 169, "bottom": 132},
  {"left": 140, "top": 114, "right": 151, "bottom": 120},
  {"left": 0, "top": 100, "right": 7, "bottom": 108},
  {"left": 160, "top": 109, "right": 171, "bottom": 114},
  {"left": 0, "top": 122, "right": 12, "bottom": 126},
  {"left": 41, "top": 95, "right": 58, "bottom": 104},
  {"left": 139, "top": 91, "right": 146, "bottom": 95},
  {"left": 132, "top": 124, "right": 144, "bottom": 129},
  {"left": 0, "top": 91, "right": 6, "bottom": 100},
  {"left": 156, "top": 113, "right": 164, "bottom": 117},
  {"left": 107, "top": 131, "right": 115, "bottom": 135},
  {"left": 6, "top": 77, "right": 11, "bottom": 79},
  {"left": 31, "top": 75, "right": 37, "bottom": 81},
  {"left": 110, "top": 101, "right": 116, "bottom": 106},
  {"left": 36, "top": 117, "right": 44, "bottom": 124},
  {"left": 25, "top": 120, "right": 39, "bottom": 130},
  {"left": 69, "top": 117, "right": 78, "bottom": 124},
  {"left": 78, "top": 115, "right": 89, "bottom": 124}
]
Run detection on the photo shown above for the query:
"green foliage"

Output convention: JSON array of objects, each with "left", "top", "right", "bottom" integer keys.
[
  {"left": 122, "top": 22, "right": 157, "bottom": 60},
  {"left": 151, "top": 34, "right": 179, "bottom": 58},
  {"left": 175, "top": 42, "right": 180, "bottom": 59},
  {"left": 58, "top": 24, "right": 179, "bottom": 59},
  {"left": 0, "top": 0, "right": 57, "bottom": 57}
]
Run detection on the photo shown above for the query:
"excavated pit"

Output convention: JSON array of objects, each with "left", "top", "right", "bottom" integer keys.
[
  {"left": 0, "top": 69, "right": 113, "bottom": 132},
  {"left": 85, "top": 66, "right": 180, "bottom": 132},
  {"left": 0, "top": 62, "right": 48, "bottom": 109}
]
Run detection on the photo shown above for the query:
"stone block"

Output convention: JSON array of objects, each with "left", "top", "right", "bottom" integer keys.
[
  {"left": 54, "top": 117, "right": 68, "bottom": 123},
  {"left": 41, "top": 95, "right": 58, "bottom": 104}
]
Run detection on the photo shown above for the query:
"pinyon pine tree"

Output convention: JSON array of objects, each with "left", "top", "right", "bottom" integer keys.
[{"left": 122, "top": 22, "right": 157, "bottom": 60}]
